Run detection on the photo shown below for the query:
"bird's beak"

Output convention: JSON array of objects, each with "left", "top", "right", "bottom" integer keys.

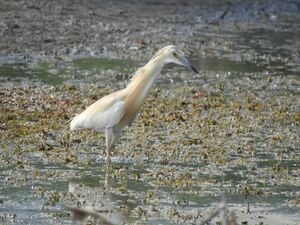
[{"left": 181, "top": 56, "right": 199, "bottom": 74}]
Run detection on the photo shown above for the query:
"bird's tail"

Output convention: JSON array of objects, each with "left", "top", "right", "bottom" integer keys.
[{"left": 70, "top": 114, "right": 81, "bottom": 130}]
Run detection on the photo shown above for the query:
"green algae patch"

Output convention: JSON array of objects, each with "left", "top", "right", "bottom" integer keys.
[
  {"left": 0, "top": 57, "right": 132, "bottom": 85},
  {"left": 72, "top": 57, "right": 128, "bottom": 71}
]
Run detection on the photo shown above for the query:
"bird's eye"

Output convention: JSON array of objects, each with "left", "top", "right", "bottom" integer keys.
[{"left": 173, "top": 52, "right": 178, "bottom": 57}]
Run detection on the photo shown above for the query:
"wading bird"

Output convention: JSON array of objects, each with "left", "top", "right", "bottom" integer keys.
[{"left": 70, "top": 45, "right": 198, "bottom": 162}]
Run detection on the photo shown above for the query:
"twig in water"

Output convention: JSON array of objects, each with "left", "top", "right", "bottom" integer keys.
[{"left": 200, "top": 204, "right": 226, "bottom": 225}]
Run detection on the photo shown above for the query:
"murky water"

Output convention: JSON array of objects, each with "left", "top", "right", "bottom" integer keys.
[
  {"left": 0, "top": 29, "right": 299, "bottom": 224},
  {"left": 0, "top": 57, "right": 132, "bottom": 85}
]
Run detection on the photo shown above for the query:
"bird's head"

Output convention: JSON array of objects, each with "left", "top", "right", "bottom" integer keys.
[{"left": 153, "top": 45, "right": 199, "bottom": 73}]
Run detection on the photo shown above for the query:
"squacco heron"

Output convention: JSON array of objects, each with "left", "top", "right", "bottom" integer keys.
[{"left": 70, "top": 45, "right": 198, "bottom": 162}]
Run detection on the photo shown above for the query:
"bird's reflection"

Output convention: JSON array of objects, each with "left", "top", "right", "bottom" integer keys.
[
  {"left": 104, "top": 160, "right": 112, "bottom": 190},
  {"left": 66, "top": 161, "right": 127, "bottom": 224}
]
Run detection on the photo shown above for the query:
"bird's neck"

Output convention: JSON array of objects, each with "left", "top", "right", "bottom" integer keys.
[
  {"left": 143, "top": 58, "right": 166, "bottom": 83},
  {"left": 126, "top": 58, "right": 166, "bottom": 104},
  {"left": 127, "top": 58, "right": 166, "bottom": 92}
]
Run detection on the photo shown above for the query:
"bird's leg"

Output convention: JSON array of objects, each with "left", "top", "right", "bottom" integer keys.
[
  {"left": 105, "top": 128, "right": 113, "bottom": 163},
  {"left": 105, "top": 128, "right": 120, "bottom": 163},
  {"left": 104, "top": 160, "right": 111, "bottom": 189}
]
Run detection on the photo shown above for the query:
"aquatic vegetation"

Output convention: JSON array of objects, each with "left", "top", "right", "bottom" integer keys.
[{"left": 0, "top": 68, "right": 299, "bottom": 223}]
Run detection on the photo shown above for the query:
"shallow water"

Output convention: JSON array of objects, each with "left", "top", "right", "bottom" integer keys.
[
  {"left": 0, "top": 57, "right": 132, "bottom": 85},
  {"left": 0, "top": 28, "right": 299, "bottom": 224}
]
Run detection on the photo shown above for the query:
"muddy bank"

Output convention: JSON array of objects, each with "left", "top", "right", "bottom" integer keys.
[{"left": 0, "top": 0, "right": 299, "bottom": 60}]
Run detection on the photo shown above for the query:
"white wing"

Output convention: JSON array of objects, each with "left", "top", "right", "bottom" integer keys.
[{"left": 70, "top": 96, "right": 125, "bottom": 131}]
